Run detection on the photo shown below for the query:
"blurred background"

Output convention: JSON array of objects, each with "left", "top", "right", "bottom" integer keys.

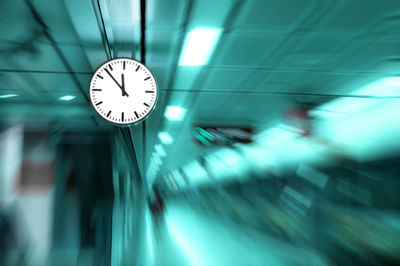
[{"left": 1, "top": 0, "right": 400, "bottom": 265}]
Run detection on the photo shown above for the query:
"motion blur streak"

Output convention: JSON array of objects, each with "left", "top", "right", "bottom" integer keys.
[
  {"left": 145, "top": 210, "right": 154, "bottom": 263},
  {"left": 2, "top": 0, "right": 400, "bottom": 265},
  {"left": 166, "top": 218, "right": 202, "bottom": 266}
]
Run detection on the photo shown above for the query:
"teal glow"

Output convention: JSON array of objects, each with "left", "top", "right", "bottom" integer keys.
[
  {"left": 255, "top": 124, "right": 297, "bottom": 147},
  {"left": 59, "top": 95, "right": 76, "bottom": 101},
  {"left": 215, "top": 148, "right": 247, "bottom": 178},
  {"left": 146, "top": 211, "right": 154, "bottom": 263},
  {"left": 171, "top": 170, "right": 186, "bottom": 188},
  {"left": 165, "top": 106, "right": 186, "bottom": 121},
  {"left": 0, "top": 94, "right": 18, "bottom": 99},
  {"left": 155, "top": 153, "right": 163, "bottom": 166},
  {"left": 158, "top": 132, "right": 173, "bottom": 144},
  {"left": 166, "top": 173, "right": 179, "bottom": 190},
  {"left": 166, "top": 219, "right": 201, "bottom": 266},
  {"left": 329, "top": 98, "right": 400, "bottom": 160},
  {"left": 179, "top": 27, "right": 223, "bottom": 66},
  {"left": 182, "top": 160, "right": 209, "bottom": 183},
  {"left": 354, "top": 77, "right": 400, "bottom": 97},
  {"left": 205, "top": 154, "right": 229, "bottom": 179},
  {"left": 155, "top": 144, "right": 167, "bottom": 157},
  {"left": 318, "top": 97, "right": 380, "bottom": 116},
  {"left": 314, "top": 77, "right": 400, "bottom": 121},
  {"left": 192, "top": 127, "right": 215, "bottom": 145}
]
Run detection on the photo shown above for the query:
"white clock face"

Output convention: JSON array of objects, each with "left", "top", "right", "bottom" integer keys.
[{"left": 89, "top": 58, "right": 158, "bottom": 125}]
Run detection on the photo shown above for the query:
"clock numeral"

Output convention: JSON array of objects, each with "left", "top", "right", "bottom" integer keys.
[
  {"left": 107, "top": 110, "right": 112, "bottom": 117},
  {"left": 145, "top": 90, "right": 154, "bottom": 93},
  {"left": 135, "top": 65, "right": 140, "bottom": 72},
  {"left": 96, "top": 101, "right": 103, "bottom": 106},
  {"left": 121, "top": 112, "right": 124, "bottom": 122},
  {"left": 144, "top": 77, "right": 151, "bottom": 81},
  {"left": 108, "top": 64, "right": 113, "bottom": 71},
  {"left": 93, "top": 89, "right": 102, "bottom": 92},
  {"left": 123, "top": 61, "right": 126, "bottom": 70},
  {"left": 97, "top": 74, "right": 103, "bottom": 79},
  {"left": 134, "top": 111, "right": 139, "bottom": 119},
  {"left": 143, "top": 103, "right": 150, "bottom": 107}
]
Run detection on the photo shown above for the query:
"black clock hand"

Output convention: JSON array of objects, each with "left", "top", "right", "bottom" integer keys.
[
  {"left": 121, "top": 74, "right": 129, "bottom": 97},
  {"left": 104, "top": 69, "right": 128, "bottom": 96}
]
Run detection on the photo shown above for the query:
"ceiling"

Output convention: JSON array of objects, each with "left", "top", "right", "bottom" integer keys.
[{"left": 1, "top": 0, "right": 400, "bottom": 186}]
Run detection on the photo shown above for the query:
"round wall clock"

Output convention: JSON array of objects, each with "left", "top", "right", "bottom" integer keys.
[{"left": 89, "top": 58, "right": 158, "bottom": 125}]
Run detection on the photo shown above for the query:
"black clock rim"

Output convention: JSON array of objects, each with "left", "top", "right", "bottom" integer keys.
[{"left": 88, "top": 57, "right": 159, "bottom": 127}]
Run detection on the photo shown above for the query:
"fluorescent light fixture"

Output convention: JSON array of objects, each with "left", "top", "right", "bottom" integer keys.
[
  {"left": 0, "top": 94, "right": 18, "bottom": 99},
  {"left": 155, "top": 144, "right": 167, "bottom": 157},
  {"left": 59, "top": 95, "right": 76, "bottom": 101},
  {"left": 164, "top": 106, "right": 186, "bottom": 121},
  {"left": 179, "top": 27, "right": 223, "bottom": 66},
  {"left": 158, "top": 132, "right": 173, "bottom": 144}
]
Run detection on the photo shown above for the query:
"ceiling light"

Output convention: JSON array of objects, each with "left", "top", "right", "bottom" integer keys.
[
  {"left": 59, "top": 95, "right": 76, "bottom": 101},
  {"left": 164, "top": 106, "right": 186, "bottom": 121},
  {"left": 155, "top": 144, "right": 167, "bottom": 157},
  {"left": 0, "top": 94, "right": 18, "bottom": 99},
  {"left": 158, "top": 132, "right": 173, "bottom": 144},
  {"left": 178, "top": 27, "right": 223, "bottom": 66}
]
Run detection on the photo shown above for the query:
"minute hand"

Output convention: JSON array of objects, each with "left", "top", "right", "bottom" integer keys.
[{"left": 104, "top": 69, "right": 129, "bottom": 96}]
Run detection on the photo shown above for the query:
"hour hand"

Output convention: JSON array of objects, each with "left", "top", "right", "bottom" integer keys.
[{"left": 121, "top": 74, "right": 129, "bottom": 97}]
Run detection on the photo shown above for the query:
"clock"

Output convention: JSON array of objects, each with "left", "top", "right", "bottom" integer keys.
[{"left": 89, "top": 58, "right": 158, "bottom": 125}]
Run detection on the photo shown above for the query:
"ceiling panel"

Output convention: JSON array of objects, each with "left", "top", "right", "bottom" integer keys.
[
  {"left": 272, "top": 36, "right": 350, "bottom": 71},
  {"left": 289, "top": 71, "right": 385, "bottom": 96},
  {"left": 337, "top": 40, "right": 400, "bottom": 72},
  {"left": 147, "top": 29, "right": 179, "bottom": 65},
  {"left": 257, "top": 70, "right": 300, "bottom": 89},
  {"left": 29, "top": 72, "right": 79, "bottom": 91},
  {"left": 254, "top": 82, "right": 291, "bottom": 93},
  {"left": 63, "top": 0, "right": 109, "bottom": 70},
  {"left": 10, "top": 43, "right": 67, "bottom": 72},
  {"left": 76, "top": 74, "right": 93, "bottom": 94},
  {"left": 0, "top": 0, "right": 33, "bottom": 43},
  {"left": 192, "top": 92, "right": 236, "bottom": 119},
  {"left": 198, "top": 68, "right": 252, "bottom": 91},
  {"left": 320, "top": 0, "right": 400, "bottom": 30},
  {"left": 0, "top": 71, "right": 46, "bottom": 101},
  {"left": 213, "top": 32, "right": 281, "bottom": 67},
  {"left": 59, "top": 45, "right": 93, "bottom": 73},
  {"left": 148, "top": 65, "right": 170, "bottom": 90},
  {"left": 147, "top": 0, "right": 186, "bottom": 29},
  {"left": 33, "top": 0, "right": 83, "bottom": 44},
  {"left": 233, "top": 0, "right": 317, "bottom": 30}
]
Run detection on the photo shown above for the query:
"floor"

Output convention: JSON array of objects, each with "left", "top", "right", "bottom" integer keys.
[{"left": 144, "top": 199, "right": 330, "bottom": 266}]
